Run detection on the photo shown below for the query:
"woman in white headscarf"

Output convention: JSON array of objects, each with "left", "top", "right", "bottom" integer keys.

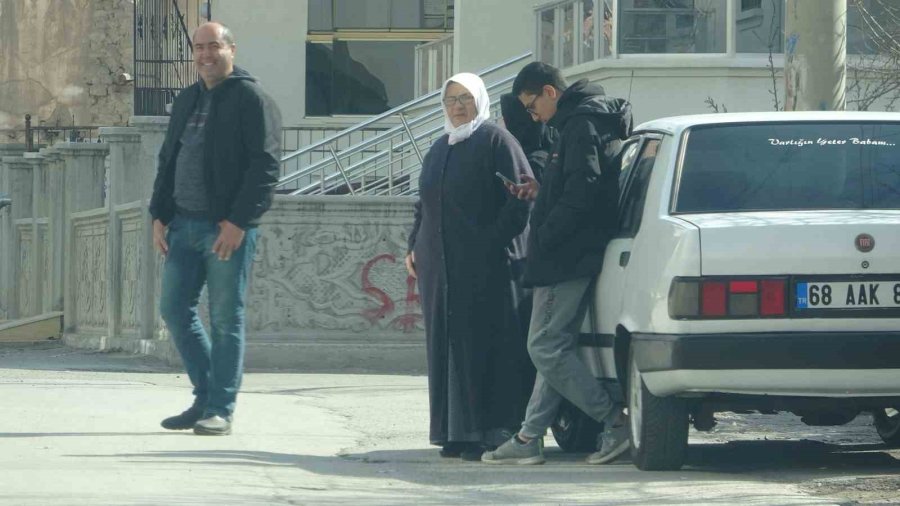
[{"left": 405, "top": 73, "right": 534, "bottom": 460}]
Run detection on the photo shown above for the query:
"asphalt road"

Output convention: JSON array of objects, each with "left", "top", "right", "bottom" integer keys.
[{"left": 0, "top": 342, "right": 897, "bottom": 505}]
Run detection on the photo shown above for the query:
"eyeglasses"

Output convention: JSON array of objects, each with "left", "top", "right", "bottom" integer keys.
[
  {"left": 525, "top": 91, "right": 543, "bottom": 114},
  {"left": 442, "top": 94, "right": 475, "bottom": 107}
]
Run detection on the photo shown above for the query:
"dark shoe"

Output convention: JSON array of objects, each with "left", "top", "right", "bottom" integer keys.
[
  {"left": 193, "top": 415, "right": 232, "bottom": 436},
  {"left": 460, "top": 443, "right": 494, "bottom": 462},
  {"left": 439, "top": 442, "right": 466, "bottom": 458},
  {"left": 160, "top": 406, "right": 204, "bottom": 430}
]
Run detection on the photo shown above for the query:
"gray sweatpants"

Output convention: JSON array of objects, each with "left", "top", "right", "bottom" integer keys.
[{"left": 519, "top": 277, "right": 621, "bottom": 439}]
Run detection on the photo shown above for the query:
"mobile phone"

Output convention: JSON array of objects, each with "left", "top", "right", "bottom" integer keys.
[{"left": 495, "top": 171, "right": 516, "bottom": 186}]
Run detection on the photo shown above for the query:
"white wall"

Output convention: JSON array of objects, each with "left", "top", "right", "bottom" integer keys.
[
  {"left": 454, "top": 0, "right": 534, "bottom": 74},
  {"left": 568, "top": 57, "right": 785, "bottom": 125},
  {"left": 212, "top": 0, "right": 308, "bottom": 126}
]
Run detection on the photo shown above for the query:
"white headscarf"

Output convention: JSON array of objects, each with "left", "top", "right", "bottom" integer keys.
[{"left": 441, "top": 72, "right": 491, "bottom": 146}]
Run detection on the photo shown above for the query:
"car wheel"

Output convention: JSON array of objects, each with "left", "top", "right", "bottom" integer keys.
[
  {"left": 873, "top": 408, "right": 900, "bottom": 447},
  {"left": 628, "top": 348, "right": 688, "bottom": 471},
  {"left": 551, "top": 399, "right": 603, "bottom": 453}
]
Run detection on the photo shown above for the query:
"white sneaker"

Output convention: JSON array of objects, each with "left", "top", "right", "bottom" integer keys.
[
  {"left": 481, "top": 436, "right": 545, "bottom": 465},
  {"left": 193, "top": 415, "right": 232, "bottom": 436}
]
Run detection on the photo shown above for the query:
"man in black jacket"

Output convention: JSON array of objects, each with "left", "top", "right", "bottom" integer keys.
[
  {"left": 483, "top": 62, "right": 632, "bottom": 465},
  {"left": 150, "top": 22, "right": 282, "bottom": 436}
]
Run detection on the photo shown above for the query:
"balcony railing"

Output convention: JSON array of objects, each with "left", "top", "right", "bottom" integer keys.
[{"left": 415, "top": 34, "right": 454, "bottom": 97}]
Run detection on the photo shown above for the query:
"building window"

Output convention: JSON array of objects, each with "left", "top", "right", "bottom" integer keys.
[
  {"left": 306, "top": 41, "right": 421, "bottom": 116},
  {"left": 736, "top": 0, "right": 783, "bottom": 53},
  {"left": 537, "top": 0, "right": 613, "bottom": 66},
  {"left": 309, "top": 0, "right": 453, "bottom": 31},
  {"left": 741, "top": 0, "right": 761, "bottom": 11},
  {"left": 307, "top": 0, "right": 453, "bottom": 116},
  {"left": 618, "top": 0, "right": 726, "bottom": 54}
]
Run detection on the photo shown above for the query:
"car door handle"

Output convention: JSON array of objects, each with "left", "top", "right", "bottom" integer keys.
[{"left": 620, "top": 251, "right": 631, "bottom": 267}]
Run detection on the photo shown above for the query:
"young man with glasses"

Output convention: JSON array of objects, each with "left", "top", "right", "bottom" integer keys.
[{"left": 482, "top": 62, "right": 633, "bottom": 465}]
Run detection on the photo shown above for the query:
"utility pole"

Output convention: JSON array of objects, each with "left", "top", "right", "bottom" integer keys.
[{"left": 784, "top": 0, "right": 848, "bottom": 111}]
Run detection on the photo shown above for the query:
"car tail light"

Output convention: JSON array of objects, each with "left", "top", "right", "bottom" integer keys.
[
  {"left": 701, "top": 281, "right": 726, "bottom": 316},
  {"left": 760, "top": 279, "right": 786, "bottom": 316},
  {"left": 669, "top": 277, "right": 788, "bottom": 319}
]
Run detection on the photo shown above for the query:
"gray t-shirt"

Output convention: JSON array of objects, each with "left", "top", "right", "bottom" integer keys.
[{"left": 173, "top": 90, "right": 211, "bottom": 213}]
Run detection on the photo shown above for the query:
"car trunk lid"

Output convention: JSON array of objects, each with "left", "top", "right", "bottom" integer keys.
[{"left": 679, "top": 211, "right": 900, "bottom": 275}]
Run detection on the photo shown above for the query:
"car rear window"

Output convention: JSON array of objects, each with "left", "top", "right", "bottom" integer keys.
[{"left": 674, "top": 121, "right": 900, "bottom": 213}]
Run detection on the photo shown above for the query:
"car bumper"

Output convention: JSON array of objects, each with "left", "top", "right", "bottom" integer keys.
[{"left": 632, "top": 331, "right": 900, "bottom": 397}]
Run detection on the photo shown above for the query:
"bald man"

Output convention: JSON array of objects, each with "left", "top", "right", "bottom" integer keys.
[{"left": 150, "top": 22, "right": 282, "bottom": 435}]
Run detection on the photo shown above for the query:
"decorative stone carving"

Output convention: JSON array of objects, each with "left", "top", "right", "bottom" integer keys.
[
  {"left": 38, "top": 222, "right": 51, "bottom": 313},
  {"left": 72, "top": 213, "right": 109, "bottom": 331},
  {"left": 16, "top": 223, "right": 34, "bottom": 317},
  {"left": 244, "top": 196, "right": 423, "bottom": 341},
  {"left": 118, "top": 209, "right": 144, "bottom": 333}
]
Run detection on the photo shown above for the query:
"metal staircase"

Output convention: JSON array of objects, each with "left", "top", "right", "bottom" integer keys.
[{"left": 276, "top": 52, "right": 533, "bottom": 196}]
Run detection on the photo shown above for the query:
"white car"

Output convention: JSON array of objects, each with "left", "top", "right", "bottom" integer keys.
[{"left": 552, "top": 111, "right": 900, "bottom": 471}]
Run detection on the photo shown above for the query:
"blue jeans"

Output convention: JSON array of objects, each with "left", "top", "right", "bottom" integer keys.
[{"left": 159, "top": 214, "right": 258, "bottom": 418}]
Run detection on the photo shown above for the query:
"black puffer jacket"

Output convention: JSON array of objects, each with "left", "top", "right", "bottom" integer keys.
[
  {"left": 523, "top": 79, "right": 633, "bottom": 287},
  {"left": 149, "top": 66, "right": 283, "bottom": 229}
]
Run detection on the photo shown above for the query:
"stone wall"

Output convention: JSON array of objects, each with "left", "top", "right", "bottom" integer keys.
[
  {"left": 0, "top": 0, "right": 133, "bottom": 134},
  {"left": 0, "top": 117, "right": 427, "bottom": 372}
]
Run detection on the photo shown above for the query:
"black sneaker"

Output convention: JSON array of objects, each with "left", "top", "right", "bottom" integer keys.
[
  {"left": 161, "top": 406, "right": 204, "bottom": 430},
  {"left": 460, "top": 443, "right": 494, "bottom": 462}
]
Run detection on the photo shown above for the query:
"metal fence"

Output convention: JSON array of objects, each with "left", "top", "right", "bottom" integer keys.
[
  {"left": 134, "top": 0, "right": 211, "bottom": 116},
  {"left": 0, "top": 115, "right": 100, "bottom": 152}
]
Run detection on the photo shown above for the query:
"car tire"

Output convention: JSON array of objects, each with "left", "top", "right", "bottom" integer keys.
[
  {"left": 873, "top": 408, "right": 900, "bottom": 447},
  {"left": 551, "top": 399, "right": 603, "bottom": 453},
  {"left": 628, "top": 348, "right": 689, "bottom": 471}
]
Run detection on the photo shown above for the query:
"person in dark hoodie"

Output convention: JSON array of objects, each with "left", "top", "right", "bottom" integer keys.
[
  {"left": 482, "top": 62, "right": 633, "bottom": 465},
  {"left": 150, "top": 22, "right": 282, "bottom": 436},
  {"left": 500, "top": 93, "right": 557, "bottom": 184},
  {"left": 499, "top": 93, "right": 559, "bottom": 399}
]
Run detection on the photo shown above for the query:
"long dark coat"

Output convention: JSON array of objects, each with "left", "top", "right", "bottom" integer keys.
[{"left": 408, "top": 122, "right": 531, "bottom": 443}]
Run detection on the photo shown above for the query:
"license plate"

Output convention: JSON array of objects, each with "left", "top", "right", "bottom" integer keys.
[{"left": 796, "top": 281, "right": 900, "bottom": 309}]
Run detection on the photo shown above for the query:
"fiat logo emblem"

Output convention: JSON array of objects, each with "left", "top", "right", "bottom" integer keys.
[{"left": 855, "top": 233, "right": 875, "bottom": 253}]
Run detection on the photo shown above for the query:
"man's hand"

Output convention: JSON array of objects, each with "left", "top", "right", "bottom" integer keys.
[
  {"left": 152, "top": 219, "right": 168, "bottom": 256},
  {"left": 212, "top": 220, "right": 246, "bottom": 261},
  {"left": 405, "top": 252, "right": 417, "bottom": 279},
  {"left": 507, "top": 174, "right": 540, "bottom": 201}
]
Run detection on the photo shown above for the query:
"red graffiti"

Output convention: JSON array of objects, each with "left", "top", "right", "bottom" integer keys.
[
  {"left": 388, "top": 275, "right": 423, "bottom": 332},
  {"left": 405, "top": 273, "right": 419, "bottom": 305},
  {"left": 360, "top": 254, "right": 423, "bottom": 332},
  {"left": 361, "top": 254, "right": 396, "bottom": 323}
]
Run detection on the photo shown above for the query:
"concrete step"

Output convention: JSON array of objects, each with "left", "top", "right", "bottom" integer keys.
[{"left": 0, "top": 313, "right": 63, "bottom": 343}]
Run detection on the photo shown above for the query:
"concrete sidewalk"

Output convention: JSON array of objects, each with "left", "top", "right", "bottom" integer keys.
[{"left": 0, "top": 343, "right": 896, "bottom": 505}]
